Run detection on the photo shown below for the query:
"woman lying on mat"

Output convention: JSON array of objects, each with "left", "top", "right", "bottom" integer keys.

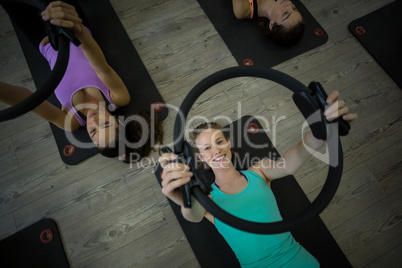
[
  {"left": 159, "top": 90, "right": 357, "bottom": 267},
  {"left": 232, "top": 0, "right": 305, "bottom": 46},
  {"left": 0, "top": 1, "right": 163, "bottom": 163}
]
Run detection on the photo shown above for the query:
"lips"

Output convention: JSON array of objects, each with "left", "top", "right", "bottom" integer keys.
[
  {"left": 88, "top": 113, "right": 97, "bottom": 119},
  {"left": 214, "top": 155, "right": 226, "bottom": 162}
]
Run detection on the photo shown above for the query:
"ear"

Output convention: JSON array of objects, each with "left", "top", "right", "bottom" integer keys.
[{"left": 269, "top": 20, "right": 274, "bottom": 30}]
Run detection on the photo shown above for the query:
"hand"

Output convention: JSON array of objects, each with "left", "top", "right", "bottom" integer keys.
[
  {"left": 324, "top": 91, "right": 358, "bottom": 123},
  {"left": 158, "top": 153, "right": 193, "bottom": 207},
  {"left": 41, "top": 1, "right": 84, "bottom": 35}
]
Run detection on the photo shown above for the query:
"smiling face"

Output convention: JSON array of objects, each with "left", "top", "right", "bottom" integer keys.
[
  {"left": 86, "top": 109, "right": 118, "bottom": 148},
  {"left": 269, "top": 0, "right": 302, "bottom": 30},
  {"left": 195, "top": 128, "right": 233, "bottom": 170}
]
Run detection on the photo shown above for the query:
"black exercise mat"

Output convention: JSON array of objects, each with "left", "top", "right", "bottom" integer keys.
[
  {"left": 11, "top": 0, "right": 168, "bottom": 165},
  {"left": 197, "top": 0, "right": 328, "bottom": 67},
  {"left": 154, "top": 115, "right": 351, "bottom": 268},
  {"left": 349, "top": 1, "right": 402, "bottom": 89},
  {"left": 0, "top": 218, "right": 70, "bottom": 268}
]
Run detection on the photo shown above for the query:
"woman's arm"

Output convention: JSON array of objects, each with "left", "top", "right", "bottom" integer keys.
[
  {"left": 232, "top": 0, "right": 252, "bottom": 19},
  {"left": 41, "top": 1, "right": 130, "bottom": 107},
  {"left": 159, "top": 153, "right": 209, "bottom": 223},
  {"left": 253, "top": 91, "right": 358, "bottom": 181},
  {"left": 0, "top": 81, "right": 80, "bottom": 131}
]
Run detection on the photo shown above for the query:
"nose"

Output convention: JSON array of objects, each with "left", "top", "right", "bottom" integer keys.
[
  {"left": 87, "top": 114, "right": 97, "bottom": 124},
  {"left": 212, "top": 145, "right": 221, "bottom": 156}
]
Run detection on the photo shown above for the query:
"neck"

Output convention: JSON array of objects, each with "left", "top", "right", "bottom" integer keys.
[
  {"left": 213, "top": 164, "right": 242, "bottom": 186},
  {"left": 258, "top": 0, "right": 276, "bottom": 19}
]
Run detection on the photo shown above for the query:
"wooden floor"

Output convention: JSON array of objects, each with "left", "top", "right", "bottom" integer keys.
[{"left": 1, "top": 0, "right": 401, "bottom": 267}]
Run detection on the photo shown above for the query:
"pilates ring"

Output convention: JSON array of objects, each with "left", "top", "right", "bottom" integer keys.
[
  {"left": 247, "top": 123, "right": 259, "bottom": 134},
  {"left": 355, "top": 26, "right": 366, "bottom": 35},
  {"left": 313, "top": 28, "right": 324, "bottom": 37},
  {"left": 40, "top": 229, "right": 54, "bottom": 244},
  {"left": 243, "top": 58, "right": 254, "bottom": 66},
  {"left": 172, "top": 66, "right": 347, "bottom": 234},
  {"left": 63, "top": 145, "right": 76, "bottom": 157},
  {"left": 152, "top": 102, "right": 164, "bottom": 112},
  {"left": 0, "top": 0, "right": 80, "bottom": 122}
]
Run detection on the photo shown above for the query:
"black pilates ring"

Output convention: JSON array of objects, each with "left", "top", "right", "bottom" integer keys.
[
  {"left": 0, "top": 0, "right": 79, "bottom": 122},
  {"left": 172, "top": 66, "right": 344, "bottom": 234}
]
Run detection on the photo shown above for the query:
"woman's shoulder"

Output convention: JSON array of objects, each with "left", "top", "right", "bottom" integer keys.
[
  {"left": 243, "top": 168, "right": 264, "bottom": 180},
  {"left": 246, "top": 166, "right": 270, "bottom": 183}
]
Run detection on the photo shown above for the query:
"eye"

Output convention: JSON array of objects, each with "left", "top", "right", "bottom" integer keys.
[
  {"left": 217, "top": 140, "right": 223, "bottom": 145},
  {"left": 204, "top": 146, "right": 210, "bottom": 151},
  {"left": 90, "top": 128, "right": 97, "bottom": 138}
]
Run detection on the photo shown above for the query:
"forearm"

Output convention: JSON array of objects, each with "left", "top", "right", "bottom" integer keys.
[
  {"left": 0, "top": 81, "right": 33, "bottom": 106},
  {"left": 0, "top": 81, "right": 68, "bottom": 129},
  {"left": 75, "top": 28, "right": 110, "bottom": 73},
  {"left": 282, "top": 131, "right": 326, "bottom": 174},
  {"left": 181, "top": 197, "right": 206, "bottom": 223}
]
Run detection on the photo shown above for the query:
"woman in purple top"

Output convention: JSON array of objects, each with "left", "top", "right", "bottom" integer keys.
[{"left": 0, "top": 1, "right": 163, "bottom": 162}]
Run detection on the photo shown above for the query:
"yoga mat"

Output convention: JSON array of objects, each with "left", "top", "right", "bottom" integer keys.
[
  {"left": 349, "top": 1, "right": 402, "bottom": 89},
  {"left": 154, "top": 115, "right": 352, "bottom": 267},
  {"left": 10, "top": 0, "right": 168, "bottom": 165},
  {"left": 0, "top": 218, "right": 70, "bottom": 267},
  {"left": 196, "top": 0, "right": 328, "bottom": 67}
]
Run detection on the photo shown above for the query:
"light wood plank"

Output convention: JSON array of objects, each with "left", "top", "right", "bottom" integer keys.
[{"left": 331, "top": 191, "right": 402, "bottom": 267}]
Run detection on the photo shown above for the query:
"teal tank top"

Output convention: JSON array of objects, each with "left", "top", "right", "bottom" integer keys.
[{"left": 211, "top": 170, "right": 319, "bottom": 268}]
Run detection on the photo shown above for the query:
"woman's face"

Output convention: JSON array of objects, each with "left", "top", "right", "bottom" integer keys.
[
  {"left": 195, "top": 128, "right": 232, "bottom": 170},
  {"left": 270, "top": 0, "right": 302, "bottom": 29},
  {"left": 86, "top": 109, "right": 118, "bottom": 147}
]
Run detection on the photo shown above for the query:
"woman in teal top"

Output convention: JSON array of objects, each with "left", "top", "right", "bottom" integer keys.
[
  {"left": 159, "top": 90, "right": 357, "bottom": 267},
  {"left": 211, "top": 170, "right": 318, "bottom": 267}
]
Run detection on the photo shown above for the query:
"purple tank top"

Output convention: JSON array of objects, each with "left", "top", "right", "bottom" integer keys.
[{"left": 39, "top": 28, "right": 117, "bottom": 126}]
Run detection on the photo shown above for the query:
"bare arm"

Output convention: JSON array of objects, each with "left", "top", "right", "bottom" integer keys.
[
  {"left": 232, "top": 0, "right": 252, "bottom": 19},
  {"left": 253, "top": 91, "right": 358, "bottom": 181},
  {"left": 0, "top": 81, "right": 80, "bottom": 131},
  {"left": 159, "top": 153, "right": 211, "bottom": 223},
  {"left": 41, "top": 1, "right": 130, "bottom": 107}
]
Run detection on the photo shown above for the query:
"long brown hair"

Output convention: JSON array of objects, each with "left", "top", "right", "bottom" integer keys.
[{"left": 98, "top": 109, "right": 163, "bottom": 163}]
